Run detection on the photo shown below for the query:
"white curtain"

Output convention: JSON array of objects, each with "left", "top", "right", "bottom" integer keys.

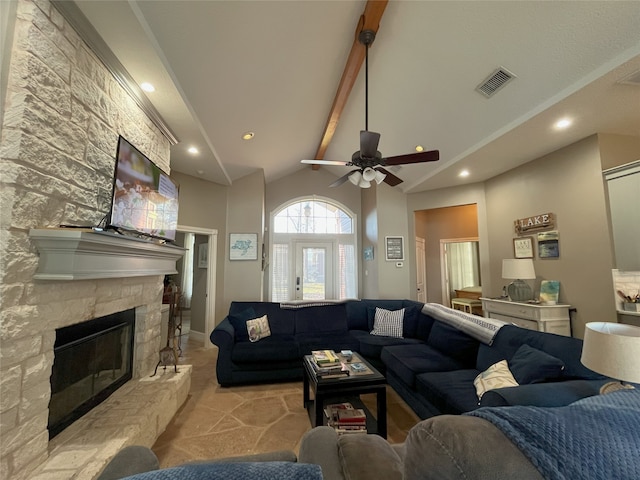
[
  {"left": 447, "top": 242, "right": 480, "bottom": 294},
  {"left": 181, "top": 233, "right": 194, "bottom": 309}
]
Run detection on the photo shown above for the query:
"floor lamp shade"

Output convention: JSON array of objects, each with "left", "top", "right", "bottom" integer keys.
[
  {"left": 502, "top": 259, "right": 536, "bottom": 302},
  {"left": 581, "top": 322, "right": 640, "bottom": 384}
]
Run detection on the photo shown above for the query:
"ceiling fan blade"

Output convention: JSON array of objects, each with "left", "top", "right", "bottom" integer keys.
[
  {"left": 301, "top": 159, "right": 348, "bottom": 166},
  {"left": 329, "top": 170, "right": 359, "bottom": 188},
  {"left": 360, "top": 130, "right": 381, "bottom": 158},
  {"left": 375, "top": 167, "right": 403, "bottom": 187},
  {"left": 384, "top": 150, "right": 440, "bottom": 166}
]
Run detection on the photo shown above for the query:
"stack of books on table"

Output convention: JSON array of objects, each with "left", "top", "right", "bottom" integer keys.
[
  {"left": 324, "top": 402, "right": 367, "bottom": 435},
  {"left": 311, "top": 350, "right": 350, "bottom": 378}
]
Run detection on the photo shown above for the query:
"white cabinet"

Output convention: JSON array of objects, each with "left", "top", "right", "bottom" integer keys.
[{"left": 480, "top": 298, "right": 572, "bottom": 336}]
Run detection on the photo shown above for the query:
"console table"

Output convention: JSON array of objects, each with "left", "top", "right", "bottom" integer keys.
[{"left": 480, "top": 297, "right": 571, "bottom": 336}]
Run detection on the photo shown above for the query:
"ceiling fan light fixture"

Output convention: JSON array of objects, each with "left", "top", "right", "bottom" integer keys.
[
  {"left": 359, "top": 179, "right": 371, "bottom": 188},
  {"left": 349, "top": 171, "right": 363, "bottom": 186},
  {"left": 374, "top": 170, "right": 386, "bottom": 184},
  {"left": 362, "top": 167, "right": 376, "bottom": 181}
]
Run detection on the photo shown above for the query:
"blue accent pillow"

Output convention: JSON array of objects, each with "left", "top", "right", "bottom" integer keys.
[
  {"left": 227, "top": 307, "right": 256, "bottom": 342},
  {"left": 509, "top": 344, "right": 565, "bottom": 384}
]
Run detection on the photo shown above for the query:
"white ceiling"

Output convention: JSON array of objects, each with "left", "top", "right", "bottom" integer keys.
[{"left": 74, "top": 1, "right": 640, "bottom": 194}]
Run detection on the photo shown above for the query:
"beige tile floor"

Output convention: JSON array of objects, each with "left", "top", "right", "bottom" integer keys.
[{"left": 152, "top": 335, "right": 420, "bottom": 468}]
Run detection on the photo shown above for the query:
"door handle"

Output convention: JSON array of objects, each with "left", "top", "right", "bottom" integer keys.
[{"left": 296, "top": 276, "right": 300, "bottom": 291}]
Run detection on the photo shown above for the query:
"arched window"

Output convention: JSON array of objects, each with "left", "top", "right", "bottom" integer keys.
[{"left": 271, "top": 198, "right": 357, "bottom": 301}]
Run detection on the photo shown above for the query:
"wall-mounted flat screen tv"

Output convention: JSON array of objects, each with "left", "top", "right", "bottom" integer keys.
[{"left": 108, "top": 136, "right": 179, "bottom": 241}]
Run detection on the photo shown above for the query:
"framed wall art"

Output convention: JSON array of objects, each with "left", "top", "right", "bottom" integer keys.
[
  {"left": 538, "top": 230, "right": 560, "bottom": 259},
  {"left": 385, "top": 236, "right": 404, "bottom": 261},
  {"left": 230, "top": 233, "right": 258, "bottom": 260},
  {"left": 198, "top": 243, "right": 209, "bottom": 268},
  {"left": 513, "top": 237, "right": 534, "bottom": 259}
]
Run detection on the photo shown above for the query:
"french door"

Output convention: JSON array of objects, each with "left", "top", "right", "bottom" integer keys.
[{"left": 294, "top": 242, "right": 334, "bottom": 300}]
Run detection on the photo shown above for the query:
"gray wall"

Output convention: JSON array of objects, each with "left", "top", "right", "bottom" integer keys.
[
  {"left": 484, "top": 135, "right": 615, "bottom": 338},
  {"left": 172, "top": 170, "right": 228, "bottom": 324},
  {"left": 223, "top": 170, "right": 265, "bottom": 311}
]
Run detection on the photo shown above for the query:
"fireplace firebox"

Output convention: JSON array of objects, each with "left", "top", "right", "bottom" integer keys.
[{"left": 48, "top": 309, "right": 135, "bottom": 439}]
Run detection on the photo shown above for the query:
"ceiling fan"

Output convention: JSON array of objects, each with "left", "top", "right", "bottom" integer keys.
[{"left": 302, "top": 29, "right": 439, "bottom": 188}]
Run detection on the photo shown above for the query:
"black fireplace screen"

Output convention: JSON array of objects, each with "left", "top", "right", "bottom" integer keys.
[{"left": 48, "top": 309, "right": 135, "bottom": 439}]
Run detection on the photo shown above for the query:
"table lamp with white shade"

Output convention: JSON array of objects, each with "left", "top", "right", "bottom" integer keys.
[
  {"left": 581, "top": 322, "right": 640, "bottom": 393},
  {"left": 502, "top": 259, "right": 536, "bottom": 302}
]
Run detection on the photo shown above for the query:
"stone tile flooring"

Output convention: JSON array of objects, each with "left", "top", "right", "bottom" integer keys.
[{"left": 151, "top": 337, "right": 420, "bottom": 468}]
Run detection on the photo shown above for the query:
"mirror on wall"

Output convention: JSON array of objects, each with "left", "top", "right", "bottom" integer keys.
[{"left": 604, "top": 160, "right": 640, "bottom": 271}]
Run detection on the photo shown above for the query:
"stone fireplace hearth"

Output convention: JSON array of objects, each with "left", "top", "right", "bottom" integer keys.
[{"left": 1, "top": 230, "right": 189, "bottom": 479}]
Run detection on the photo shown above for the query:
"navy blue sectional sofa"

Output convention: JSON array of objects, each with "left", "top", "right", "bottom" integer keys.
[{"left": 209, "top": 299, "right": 606, "bottom": 418}]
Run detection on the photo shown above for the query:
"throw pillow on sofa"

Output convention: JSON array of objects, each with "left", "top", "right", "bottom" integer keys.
[
  {"left": 370, "top": 307, "right": 405, "bottom": 338},
  {"left": 508, "top": 344, "right": 565, "bottom": 384},
  {"left": 474, "top": 360, "right": 519, "bottom": 400},
  {"left": 228, "top": 307, "right": 257, "bottom": 341},
  {"left": 247, "top": 315, "right": 271, "bottom": 342}
]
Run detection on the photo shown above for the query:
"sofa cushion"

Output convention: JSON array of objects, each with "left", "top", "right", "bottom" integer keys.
[
  {"left": 370, "top": 307, "right": 405, "bottom": 338},
  {"left": 294, "top": 304, "right": 349, "bottom": 334},
  {"left": 364, "top": 300, "right": 409, "bottom": 330},
  {"left": 231, "top": 335, "right": 299, "bottom": 363},
  {"left": 427, "top": 321, "right": 480, "bottom": 366},
  {"left": 350, "top": 330, "right": 424, "bottom": 359},
  {"left": 247, "top": 315, "right": 271, "bottom": 342},
  {"left": 401, "top": 304, "right": 422, "bottom": 338},
  {"left": 227, "top": 307, "right": 256, "bottom": 342},
  {"left": 295, "top": 332, "right": 360, "bottom": 356},
  {"left": 382, "top": 344, "right": 468, "bottom": 388},
  {"left": 474, "top": 360, "right": 519, "bottom": 400},
  {"left": 415, "top": 369, "right": 482, "bottom": 414},
  {"left": 508, "top": 344, "right": 565, "bottom": 384},
  {"left": 229, "top": 302, "right": 296, "bottom": 336}
]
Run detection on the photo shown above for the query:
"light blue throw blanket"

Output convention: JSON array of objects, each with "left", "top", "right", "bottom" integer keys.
[
  {"left": 122, "top": 462, "right": 323, "bottom": 480},
  {"left": 421, "top": 303, "right": 506, "bottom": 344},
  {"left": 468, "top": 389, "right": 640, "bottom": 480}
]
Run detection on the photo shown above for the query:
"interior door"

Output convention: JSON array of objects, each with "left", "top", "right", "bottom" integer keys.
[
  {"left": 294, "top": 242, "right": 334, "bottom": 300},
  {"left": 415, "top": 237, "right": 426, "bottom": 302}
]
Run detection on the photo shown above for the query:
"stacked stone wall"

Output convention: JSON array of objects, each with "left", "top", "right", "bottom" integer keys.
[{"left": 0, "top": 0, "right": 172, "bottom": 478}]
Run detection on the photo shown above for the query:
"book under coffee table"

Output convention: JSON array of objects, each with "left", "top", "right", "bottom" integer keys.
[{"left": 303, "top": 353, "right": 387, "bottom": 438}]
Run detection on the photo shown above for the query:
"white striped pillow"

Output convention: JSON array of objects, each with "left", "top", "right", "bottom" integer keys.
[{"left": 370, "top": 307, "right": 404, "bottom": 338}]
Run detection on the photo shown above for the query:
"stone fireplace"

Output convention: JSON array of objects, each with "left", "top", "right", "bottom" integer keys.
[{"left": 1, "top": 0, "right": 190, "bottom": 478}]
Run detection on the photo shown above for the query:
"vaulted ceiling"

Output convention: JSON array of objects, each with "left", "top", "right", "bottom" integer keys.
[{"left": 73, "top": 0, "right": 640, "bottom": 193}]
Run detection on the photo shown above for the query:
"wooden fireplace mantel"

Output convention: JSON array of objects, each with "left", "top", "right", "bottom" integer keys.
[{"left": 29, "top": 228, "right": 186, "bottom": 281}]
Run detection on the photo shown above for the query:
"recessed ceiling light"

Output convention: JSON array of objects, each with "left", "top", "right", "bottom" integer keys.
[
  {"left": 415, "top": 145, "right": 424, "bottom": 152},
  {"left": 554, "top": 118, "right": 572, "bottom": 130},
  {"left": 188, "top": 146, "right": 199, "bottom": 154},
  {"left": 140, "top": 82, "right": 155, "bottom": 92},
  {"left": 459, "top": 170, "right": 470, "bottom": 178},
  {"left": 242, "top": 132, "right": 255, "bottom": 140},
  {"left": 196, "top": 170, "right": 205, "bottom": 175}
]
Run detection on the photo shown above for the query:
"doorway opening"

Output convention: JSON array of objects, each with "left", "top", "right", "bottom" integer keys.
[
  {"left": 440, "top": 238, "right": 481, "bottom": 307},
  {"left": 173, "top": 225, "right": 218, "bottom": 349}
]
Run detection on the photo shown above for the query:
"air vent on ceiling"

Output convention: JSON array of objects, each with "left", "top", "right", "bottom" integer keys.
[
  {"left": 476, "top": 67, "right": 516, "bottom": 98},
  {"left": 618, "top": 69, "right": 640, "bottom": 86}
]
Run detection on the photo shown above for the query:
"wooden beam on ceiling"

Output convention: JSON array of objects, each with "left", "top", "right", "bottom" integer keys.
[{"left": 312, "top": 0, "right": 388, "bottom": 169}]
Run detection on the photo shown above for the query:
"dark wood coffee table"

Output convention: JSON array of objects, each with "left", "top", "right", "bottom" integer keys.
[{"left": 303, "top": 353, "right": 387, "bottom": 438}]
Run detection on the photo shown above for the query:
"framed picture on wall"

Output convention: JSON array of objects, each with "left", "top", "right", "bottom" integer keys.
[
  {"left": 198, "top": 243, "right": 208, "bottom": 268},
  {"left": 385, "top": 236, "right": 404, "bottom": 261},
  {"left": 513, "top": 237, "right": 534, "bottom": 259},
  {"left": 230, "top": 233, "right": 258, "bottom": 260}
]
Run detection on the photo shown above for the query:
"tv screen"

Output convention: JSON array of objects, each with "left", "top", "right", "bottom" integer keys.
[{"left": 109, "top": 136, "right": 179, "bottom": 241}]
